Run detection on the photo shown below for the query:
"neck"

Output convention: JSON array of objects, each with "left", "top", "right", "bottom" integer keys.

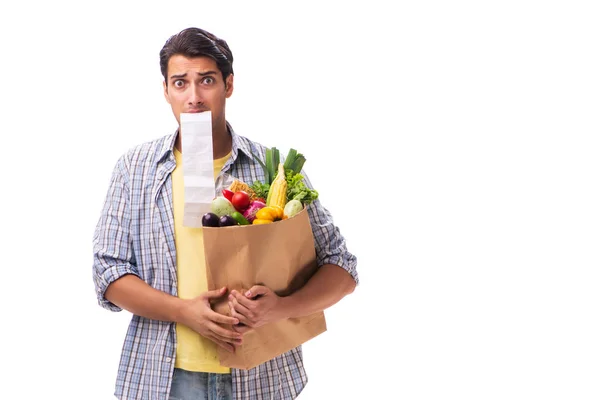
[{"left": 174, "top": 122, "right": 232, "bottom": 159}]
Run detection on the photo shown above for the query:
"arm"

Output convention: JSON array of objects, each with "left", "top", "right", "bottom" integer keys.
[
  {"left": 230, "top": 171, "right": 359, "bottom": 329},
  {"left": 103, "top": 274, "right": 196, "bottom": 323},
  {"left": 279, "top": 172, "right": 359, "bottom": 317},
  {"left": 106, "top": 275, "right": 241, "bottom": 352},
  {"left": 278, "top": 263, "right": 355, "bottom": 318},
  {"left": 92, "top": 155, "right": 140, "bottom": 312},
  {"left": 93, "top": 156, "right": 241, "bottom": 351},
  {"left": 229, "top": 264, "right": 354, "bottom": 329},
  {"left": 105, "top": 274, "right": 182, "bottom": 321}
]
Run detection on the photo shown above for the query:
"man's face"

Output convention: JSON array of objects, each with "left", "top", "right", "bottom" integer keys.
[{"left": 163, "top": 54, "right": 233, "bottom": 129}]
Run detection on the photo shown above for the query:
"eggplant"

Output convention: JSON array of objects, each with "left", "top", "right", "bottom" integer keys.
[
  {"left": 219, "top": 215, "right": 237, "bottom": 227},
  {"left": 202, "top": 212, "right": 220, "bottom": 227}
]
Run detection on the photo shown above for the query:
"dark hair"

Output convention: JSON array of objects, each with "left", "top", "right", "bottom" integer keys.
[{"left": 159, "top": 27, "right": 234, "bottom": 85}]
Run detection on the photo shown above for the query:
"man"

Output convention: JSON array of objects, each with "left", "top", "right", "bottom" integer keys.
[{"left": 93, "top": 27, "right": 359, "bottom": 400}]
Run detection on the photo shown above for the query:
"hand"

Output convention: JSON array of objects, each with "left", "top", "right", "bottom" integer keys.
[
  {"left": 228, "top": 285, "right": 285, "bottom": 334},
  {"left": 180, "top": 287, "right": 243, "bottom": 353}
]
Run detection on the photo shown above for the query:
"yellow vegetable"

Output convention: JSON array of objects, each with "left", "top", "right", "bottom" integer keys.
[
  {"left": 252, "top": 218, "right": 273, "bottom": 225},
  {"left": 254, "top": 206, "right": 284, "bottom": 224},
  {"left": 266, "top": 163, "right": 288, "bottom": 209}
]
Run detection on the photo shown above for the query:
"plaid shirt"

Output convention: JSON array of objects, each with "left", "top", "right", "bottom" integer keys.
[{"left": 92, "top": 123, "right": 359, "bottom": 400}]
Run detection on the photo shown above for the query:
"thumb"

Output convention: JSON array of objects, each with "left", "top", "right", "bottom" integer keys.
[
  {"left": 245, "top": 285, "right": 268, "bottom": 298},
  {"left": 204, "top": 286, "right": 227, "bottom": 299}
]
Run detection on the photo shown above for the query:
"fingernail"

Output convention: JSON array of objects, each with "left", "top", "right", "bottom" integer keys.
[{"left": 245, "top": 291, "right": 252, "bottom": 297}]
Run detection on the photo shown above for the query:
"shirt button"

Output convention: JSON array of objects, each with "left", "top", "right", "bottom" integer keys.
[{"left": 165, "top": 357, "right": 172, "bottom": 362}]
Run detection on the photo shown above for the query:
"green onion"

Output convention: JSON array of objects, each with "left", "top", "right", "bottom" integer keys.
[{"left": 283, "top": 148, "right": 306, "bottom": 175}]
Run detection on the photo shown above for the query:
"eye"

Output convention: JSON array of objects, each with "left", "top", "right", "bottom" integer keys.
[
  {"left": 202, "top": 76, "right": 215, "bottom": 85},
  {"left": 173, "top": 79, "right": 185, "bottom": 88}
]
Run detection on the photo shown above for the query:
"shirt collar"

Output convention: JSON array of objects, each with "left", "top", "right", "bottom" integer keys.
[
  {"left": 158, "top": 129, "right": 178, "bottom": 163},
  {"left": 229, "top": 122, "right": 256, "bottom": 160},
  {"left": 156, "top": 121, "right": 256, "bottom": 164}
]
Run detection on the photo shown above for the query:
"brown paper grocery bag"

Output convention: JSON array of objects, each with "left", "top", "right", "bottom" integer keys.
[{"left": 202, "top": 207, "right": 327, "bottom": 370}]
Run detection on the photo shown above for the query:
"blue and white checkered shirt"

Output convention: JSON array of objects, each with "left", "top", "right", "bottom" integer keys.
[{"left": 92, "top": 123, "right": 359, "bottom": 399}]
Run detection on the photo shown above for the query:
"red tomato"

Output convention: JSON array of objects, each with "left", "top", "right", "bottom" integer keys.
[
  {"left": 222, "top": 189, "right": 234, "bottom": 202},
  {"left": 231, "top": 191, "right": 251, "bottom": 212}
]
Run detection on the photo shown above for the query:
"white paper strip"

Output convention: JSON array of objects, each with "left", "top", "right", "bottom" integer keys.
[{"left": 180, "top": 111, "right": 214, "bottom": 227}]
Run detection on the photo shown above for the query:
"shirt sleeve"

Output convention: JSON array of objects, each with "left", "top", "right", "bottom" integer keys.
[
  {"left": 92, "top": 155, "right": 140, "bottom": 311},
  {"left": 302, "top": 172, "right": 359, "bottom": 285}
]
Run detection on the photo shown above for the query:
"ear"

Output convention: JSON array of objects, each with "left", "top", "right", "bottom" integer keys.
[
  {"left": 163, "top": 81, "right": 171, "bottom": 104},
  {"left": 225, "top": 74, "right": 234, "bottom": 98}
]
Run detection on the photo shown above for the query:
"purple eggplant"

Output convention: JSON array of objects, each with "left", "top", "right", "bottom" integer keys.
[
  {"left": 202, "top": 212, "right": 220, "bottom": 227},
  {"left": 219, "top": 215, "right": 237, "bottom": 227}
]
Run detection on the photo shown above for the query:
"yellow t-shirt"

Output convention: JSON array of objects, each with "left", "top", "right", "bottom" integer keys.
[{"left": 172, "top": 148, "right": 231, "bottom": 373}]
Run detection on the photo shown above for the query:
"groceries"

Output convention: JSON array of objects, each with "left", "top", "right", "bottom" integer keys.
[{"left": 201, "top": 147, "right": 318, "bottom": 228}]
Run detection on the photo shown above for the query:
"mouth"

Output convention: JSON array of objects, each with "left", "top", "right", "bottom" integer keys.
[{"left": 187, "top": 109, "right": 207, "bottom": 113}]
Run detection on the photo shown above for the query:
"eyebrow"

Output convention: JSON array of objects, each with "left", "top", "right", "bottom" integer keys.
[{"left": 169, "top": 71, "right": 218, "bottom": 80}]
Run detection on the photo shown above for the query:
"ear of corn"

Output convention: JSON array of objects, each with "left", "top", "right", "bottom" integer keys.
[{"left": 266, "top": 163, "right": 288, "bottom": 209}]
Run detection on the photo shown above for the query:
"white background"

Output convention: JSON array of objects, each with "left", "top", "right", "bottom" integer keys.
[{"left": 1, "top": 1, "right": 599, "bottom": 399}]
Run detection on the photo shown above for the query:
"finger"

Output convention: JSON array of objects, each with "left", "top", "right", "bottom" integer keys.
[
  {"left": 207, "top": 333, "right": 235, "bottom": 353},
  {"left": 230, "top": 301, "right": 254, "bottom": 327},
  {"left": 233, "top": 324, "right": 252, "bottom": 334},
  {"left": 218, "top": 333, "right": 243, "bottom": 347},
  {"left": 209, "top": 309, "right": 239, "bottom": 326},
  {"left": 229, "top": 296, "right": 252, "bottom": 316},
  {"left": 245, "top": 285, "right": 269, "bottom": 298},
  {"left": 208, "top": 322, "right": 243, "bottom": 342},
  {"left": 230, "top": 290, "right": 255, "bottom": 309},
  {"left": 203, "top": 286, "right": 228, "bottom": 300},
  {"left": 229, "top": 297, "right": 255, "bottom": 321}
]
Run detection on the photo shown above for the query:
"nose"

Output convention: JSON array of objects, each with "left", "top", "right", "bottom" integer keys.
[{"left": 188, "top": 85, "right": 203, "bottom": 106}]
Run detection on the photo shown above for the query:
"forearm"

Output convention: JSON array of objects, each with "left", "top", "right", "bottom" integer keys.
[
  {"left": 104, "top": 274, "right": 185, "bottom": 323},
  {"left": 279, "top": 264, "right": 356, "bottom": 319}
]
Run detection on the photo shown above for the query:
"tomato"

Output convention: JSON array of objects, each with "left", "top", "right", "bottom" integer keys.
[
  {"left": 231, "top": 191, "right": 251, "bottom": 212},
  {"left": 222, "top": 189, "right": 234, "bottom": 202}
]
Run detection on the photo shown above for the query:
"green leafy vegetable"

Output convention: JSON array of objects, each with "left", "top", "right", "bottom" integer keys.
[
  {"left": 250, "top": 146, "right": 318, "bottom": 206},
  {"left": 250, "top": 181, "right": 270, "bottom": 200},
  {"left": 285, "top": 170, "right": 319, "bottom": 205}
]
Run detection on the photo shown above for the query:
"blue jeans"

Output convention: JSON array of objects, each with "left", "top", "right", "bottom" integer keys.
[{"left": 169, "top": 368, "right": 233, "bottom": 400}]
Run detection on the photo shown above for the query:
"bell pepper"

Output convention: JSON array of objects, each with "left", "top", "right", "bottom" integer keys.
[
  {"left": 252, "top": 206, "right": 284, "bottom": 224},
  {"left": 252, "top": 218, "right": 273, "bottom": 225}
]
